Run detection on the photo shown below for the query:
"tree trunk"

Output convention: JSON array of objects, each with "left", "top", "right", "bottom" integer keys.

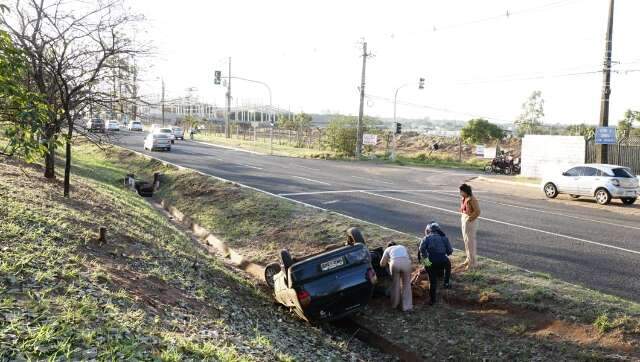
[
  {"left": 44, "top": 140, "right": 56, "bottom": 179},
  {"left": 63, "top": 121, "right": 73, "bottom": 197}
]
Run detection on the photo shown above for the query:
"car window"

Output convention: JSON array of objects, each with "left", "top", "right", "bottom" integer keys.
[
  {"left": 581, "top": 167, "right": 598, "bottom": 176},
  {"left": 154, "top": 134, "right": 169, "bottom": 139},
  {"left": 564, "top": 167, "right": 581, "bottom": 177},
  {"left": 160, "top": 129, "right": 172, "bottom": 133},
  {"left": 612, "top": 168, "right": 634, "bottom": 178}
]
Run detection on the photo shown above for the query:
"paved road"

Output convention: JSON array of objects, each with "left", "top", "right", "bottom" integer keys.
[{"left": 116, "top": 132, "right": 640, "bottom": 301}]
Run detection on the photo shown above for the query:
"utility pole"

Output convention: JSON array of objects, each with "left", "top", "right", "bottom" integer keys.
[
  {"left": 225, "top": 57, "right": 232, "bottom": 138},
  {"left": 356, "top": 40, "right": 371, "bottom": 158},
  {"left": 161, "top": 79, "right": 166, "bottom": 126},
  {"left": 597, "top": 0, "right": 615, "bottom": 163}
]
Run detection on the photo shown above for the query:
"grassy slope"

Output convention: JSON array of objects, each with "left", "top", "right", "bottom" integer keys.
[
  {"left": 70, "top": 143, "right": 640, "bottom": 360},
  {"left": 0, "top": 155, "right": 385, "bottom": 361}
]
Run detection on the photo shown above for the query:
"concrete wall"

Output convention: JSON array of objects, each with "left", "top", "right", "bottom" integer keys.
[{"left": 521, "top": 135, "right": 585, "bottom": 178}]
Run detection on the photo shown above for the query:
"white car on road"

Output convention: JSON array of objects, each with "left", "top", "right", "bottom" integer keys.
[
  {"left": 171, "top": 126, "right": 185, "bottom": 140},
  {"left": 144, "top": 133, "right": 172, "bottom": 151},
  {"left": 153, "top": 127, "right": 176, "bottom": 143},
  {"left": 105, "top": 120, "right": 120, "bottom": 132},
  {"left": 542, "top": 164, "right": 638, "bottom": 205},
  {"left": 128, "top": 120, "right": 143, "bottom": 131}
]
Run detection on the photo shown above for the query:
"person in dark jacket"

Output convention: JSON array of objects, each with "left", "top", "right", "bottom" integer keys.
[{"left": 418, "top": 222, "right": 453, "bottom": 305}]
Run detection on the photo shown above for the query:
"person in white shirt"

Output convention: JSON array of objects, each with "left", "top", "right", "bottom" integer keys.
[{"left": 380, "top": 242, "right": 413, "bottom": 312}]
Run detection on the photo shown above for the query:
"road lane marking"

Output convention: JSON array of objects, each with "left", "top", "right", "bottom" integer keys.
[
  {"left": 296, "top": 165, "right": 321, "bottom": 171},
  {"left": 322, "top": 200, "right": 341, "bottom": 205},
  {"left": 278, "top": 189, "right": 461, "bottom": 196},
  {"left": 362, "top": 191, "right": 640, "bottom": 256},
  {"left": 351, "top": 175, "right": 394, "bottom": 185},
  {"left": 191, "top": 140, "right": 265, "bottom": 155},
  {"left": 426, "top": 190, "right": 640, "bottom": 231},
  {"left": 292, "top": 176, "right": 331, "bottom": 185},
  {"left": 237, "top": 163, "right": 263, "bottom": 170}
]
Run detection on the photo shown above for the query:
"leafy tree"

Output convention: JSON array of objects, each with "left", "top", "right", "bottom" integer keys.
[
  {"left": 617, "top": 109, "right": 640, "bottom": 138},
  {"left": 515, "top": 91, "right": 544, "bottom": 137},
  {"left": 565, "top": 124, "right": 596, "bottom": 139},
  {"left": 324, "top": 115, "right": 379, "bottom": 156},
  {"left": 0, "top": 30, "right": 47, "bottom": 161},
  {"left": 460, "top": 118, "right": 504, "bottom": 144},
  {"left": 276, "top": 112, "right": 312, "bottom": 130}
]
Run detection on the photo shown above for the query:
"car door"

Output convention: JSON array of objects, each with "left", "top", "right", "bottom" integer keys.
[
  {"left": 577, "top": 167, "right": 599, "bottom": 195},
  {"left": 557, "top": 167, "right": 581, "bottom": 194}
]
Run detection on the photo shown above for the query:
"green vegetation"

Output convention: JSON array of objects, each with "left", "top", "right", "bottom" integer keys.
[
  {"left": 515, "top": 90, "right": 544, "bottom": 137},
  {"left": 389, "top": 152, "right": 486, "bottom": 170},
  {"left": 460, "top": 118, "right": 505, "bottom": 144},
  {"left": 324, "top": 115, "right": 380, "bottom": 157}
]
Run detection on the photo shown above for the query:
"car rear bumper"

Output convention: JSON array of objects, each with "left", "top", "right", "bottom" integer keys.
[{"left": 609, "top": 187, "right": 638, "bottom": 198}]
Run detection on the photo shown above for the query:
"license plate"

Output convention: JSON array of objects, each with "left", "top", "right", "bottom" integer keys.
[{"left": 321, "top": 257, "right": 345, "bottom": 271}]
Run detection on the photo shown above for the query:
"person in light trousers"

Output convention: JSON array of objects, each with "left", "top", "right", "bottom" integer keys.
[
  {"left": 380, "top": 242, "right": 413, "bottom": 312},
  {"left": 459, "top": 183, "right": 481, "bottom": 270}
]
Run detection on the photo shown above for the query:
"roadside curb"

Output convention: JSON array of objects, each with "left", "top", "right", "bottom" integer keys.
[{"left": 475, "top": 176, "right": 539, "bottom": 189}]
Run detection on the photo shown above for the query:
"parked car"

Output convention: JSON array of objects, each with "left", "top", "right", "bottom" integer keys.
[
  {"left": 264, "top": 243, "right": 377, "bottom": 322},
  {"left": 143, "top": 133, "right": 172, "bottom": 151},
  {"left": 85, "top": 118, "right": 104, "bottom": 133},
  {"left": 153, "top": 127, "right": 176, "bottom": 143},
  {"left": 105, "top": 120, "right": 120, "bottom": 132},
  {"left": 542, "top": 164, "right": 639, "bottom": 205},
  {"left": 128, "top": 121, "right": 144, "bottom": 131},
  {"left": 171, "top": 126, "right": 185, "bottom": 140}
]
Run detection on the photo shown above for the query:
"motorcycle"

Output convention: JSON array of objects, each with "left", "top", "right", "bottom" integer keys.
[{"left": 484, "top": 154, "right": 520, "bottom": 175}]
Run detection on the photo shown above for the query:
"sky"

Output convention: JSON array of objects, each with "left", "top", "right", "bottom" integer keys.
[{"left": 133, "top": 0, "right": 640, "bottom": 125}]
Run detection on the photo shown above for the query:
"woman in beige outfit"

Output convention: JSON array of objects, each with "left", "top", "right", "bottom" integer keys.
[
  {"left": 459, "top": 183, "right": 480, "bottom": 270},
  {"left": 380, "top": 242, "right": 413, "bottom": 312}
]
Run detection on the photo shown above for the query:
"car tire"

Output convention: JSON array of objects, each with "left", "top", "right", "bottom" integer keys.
[
  {"left": 280, "top": 249, "right": 293, "bottom": 269},
  {"left": 544, "top": 183, "right": 558, "bottom": 199},
  {"left": 570, "top": 194, "right": 580, "bottom": 199},
  {"left": 166, "top": 147, "right": 171, "bottom": 152},
  {"left": 595, "top": 188, "right": 612, "bottom": 205},
  {"left": 484, "top": 165, "right": 493, "bottom": 174},
  {"left": 621, "top": 197, "right": 637, "bottom": 205},
  {"left": 504, "top": 166, "right": 513, "bottom": 176},
  {"left": 264, "top": 262, "right": 281, "bottom": 289}
]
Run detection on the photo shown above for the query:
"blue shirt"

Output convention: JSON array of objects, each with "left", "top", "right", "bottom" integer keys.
[{"left": 419, "top": 234, "right": 453, "bottom": 263}]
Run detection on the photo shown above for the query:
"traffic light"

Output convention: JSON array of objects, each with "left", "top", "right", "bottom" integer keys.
[
  {"left": 214, "top": 70, "right": 221, "bottom": 85},
  {"left": 395, "top": 122, "right": 402, "bottom": 135},
  {"left": 418, "top": 77, "right": 425, "bottom": 90}
]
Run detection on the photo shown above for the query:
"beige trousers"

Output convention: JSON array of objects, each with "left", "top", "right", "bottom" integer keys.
[
  {"left": 389, "top": 256, "right": 413, "bottom": 311},
  {"left": 461, "top": 214, "right": 478, "bottom": 268}
]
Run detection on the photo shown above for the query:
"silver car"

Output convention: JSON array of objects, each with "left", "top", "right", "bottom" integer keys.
[
  {"left": 143, "top": 133, "right": 171, "bottom": 151},
  {"left": 542, "top": 164, "right": 638, "bottom": 205}
]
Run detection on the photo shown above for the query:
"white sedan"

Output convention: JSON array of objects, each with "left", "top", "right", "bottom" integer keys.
[
  {"left": 153, "top": 127, "right": 176, "bottom": 143},
  {"left": 128, "top": 121, "right": 143, "bottom": 131},
  {"left": 105, "top": 120, "right": 120, "bottom": 132},
  {"left": 542, "top": 164, "right": 638, "bottom": 205},
  {"left": 144, "top": 133, "right": 172, "bottom": 151}
]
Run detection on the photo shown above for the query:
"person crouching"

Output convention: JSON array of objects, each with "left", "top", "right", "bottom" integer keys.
[
  {"left": 380, "top": 242, "right": 413, "bottom": 312},
  {"left": 419, "top": 222, "right": 453, "bottom": 305}
]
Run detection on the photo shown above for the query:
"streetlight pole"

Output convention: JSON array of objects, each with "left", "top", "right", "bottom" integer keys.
[
  {"left": 597, "top": 0, "right": 615, "bottom": 164},
  {"left": 225, "top": 57, "right": 232, "bottom": 138},
  {"left": 392, "top": 84, "right": 408, "bottom": 161},
  {"left": 161, "top": 78, "right": 165, "bottom": 127}
]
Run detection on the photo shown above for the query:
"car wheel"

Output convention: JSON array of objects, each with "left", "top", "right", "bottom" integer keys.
[
  {"left": 166, "top": 147, "right": 171, "bottom": 152},
  {"left": 484, "top": 165, "right": 493, "bottom": 174},
  {"left": 544, "top": 183, "right": 558, "bottom": 198},
  {"left": 570, "top": 194, "right": 580, "bottom": 199},
  {"left": 595, "top": 188, "right": 612, "bottom": 205},
  {"left": 264, "top": 262, "right": 281, "bottom": 289},
  {"left": 504, "top": 166, "right": 513, "bottom": 175},
  {"left": 280, "top": 249, "right": 293, "bottom": 269},
  {"left": 621, "top": 197, "right": 637, "bottom": 205}
]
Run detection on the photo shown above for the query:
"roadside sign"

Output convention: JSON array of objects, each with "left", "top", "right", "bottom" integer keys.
[
  {"left": 475, "top": 144, "right": 485, "bottom": 157},
  {"left": 362, "top": 133, "right": 378, "bottom": 145},
  {"left": 484, "top": 147, "right": 497, "bottom": 159},
  {"left": 595, "top": 127, "right": 617, "bottom": 145}
]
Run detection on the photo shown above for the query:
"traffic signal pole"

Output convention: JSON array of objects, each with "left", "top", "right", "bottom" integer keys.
[
  {"left": 225, "top": 57, "right": 232, "bottom": 139},
  {"left": 597, "top": 0, "right": 615, "bottom": 163}
]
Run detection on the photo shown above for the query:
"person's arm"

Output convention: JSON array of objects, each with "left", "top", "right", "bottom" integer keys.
[
  {"left": 417, "top": 238, "right": 425, "bottom": 262},
  {"left": 419, "top": 237, "right": 430, "bottom": 262},
  {"left": 469, "top": 196, "right": 481, "bottom": 220},
  {"left": 444, "top": 236, "right": 453, "bottom": 256},
  {"left": 380, "top": 248, "right": 390, "bottom": 268}
]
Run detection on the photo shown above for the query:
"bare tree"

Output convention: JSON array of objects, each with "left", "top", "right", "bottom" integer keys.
[{"left": 1, "top": 0, "right": 146, "bottom": 196}]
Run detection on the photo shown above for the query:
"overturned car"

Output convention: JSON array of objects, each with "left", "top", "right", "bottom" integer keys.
[{"left": 264, "top": 241, "right": 379, "bottom": 322}]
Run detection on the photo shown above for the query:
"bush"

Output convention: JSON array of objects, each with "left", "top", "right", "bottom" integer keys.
[{"left": 324, "top": 116, "right": 379, "bottom": 157}]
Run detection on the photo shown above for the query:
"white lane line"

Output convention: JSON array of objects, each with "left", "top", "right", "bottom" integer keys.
[
  {"left": 362, "top": 191, "right": 640, "bottom": 256},
  {"left": 278, "top": 189, "right": 462, "bottom": 197},
  {"left": 191, "top": 140, "right": 265, "bottom": 155},
  {"left": 292, "top": 176, "right": 331, "bottom": 186},
  {"left": 297, "top": 165, "right": 321, "bottom": 171},
  {"left": 237, "top": 163, "right": 263, "bottom": 170},
  {"left": 427, "top": 190, "right": 640, "bottom": 231},
  {"left": 351, "top": 175, "right": 394, "bottom": 185},
  {"left": 210, "top": 157, "right": 263, "bottom": 170},
  {"left": 322, "top": 200, "right": 341, "bottom": 205}
]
